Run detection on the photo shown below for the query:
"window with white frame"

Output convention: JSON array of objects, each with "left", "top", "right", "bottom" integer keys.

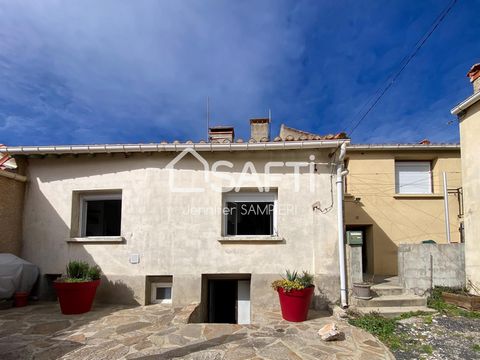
[
  {"left": 151, "top": 282, "right": 172, "bottom": 304},
  {"left": 80, "top": 193, "right": 122, "bottom": 237},
  {"left": 223, "top": 191, "right": 277, "bottom": 236},
  {"left": 395, "top": 161, "right": 432, "bottom": 194}
]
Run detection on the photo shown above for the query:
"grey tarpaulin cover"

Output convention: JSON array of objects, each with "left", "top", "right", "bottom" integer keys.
[{"left": 0, "top": 254, "right": 39, "bottom": 298}]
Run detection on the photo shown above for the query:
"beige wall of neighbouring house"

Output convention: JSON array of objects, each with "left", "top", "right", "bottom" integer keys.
[
  {"left": 0, "top": 171, "right": 26, "bottom": 256},
  {"left": 21, "top": 149, "right": 341, "bottom": 311},
  {"left": 345, "top": 149, "right": 462, "bottom": 276},
  {"left": 459, "top": 100, "right": 480, "bottom": 290}
]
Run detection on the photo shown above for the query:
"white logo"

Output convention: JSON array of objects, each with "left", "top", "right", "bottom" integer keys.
[
  {"left": 165, "top": 147, "right": 319, "bottom": 193},
  {"left": 165, "top": 147, "right": 210, "bottom": 193}
]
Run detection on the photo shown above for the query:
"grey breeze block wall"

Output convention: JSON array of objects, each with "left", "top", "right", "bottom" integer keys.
[{"left": 398, "top": 243, "right": 465, "bottom": 295}]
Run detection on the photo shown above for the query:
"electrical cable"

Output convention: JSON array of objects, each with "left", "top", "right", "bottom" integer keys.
[{"left": 345, "top": 0, "right": 458, "bottom": 137}]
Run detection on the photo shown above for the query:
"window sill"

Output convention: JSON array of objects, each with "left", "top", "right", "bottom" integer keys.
[
  {"left": 151, "top": 299, "right": 172, "bottom": 304},
  {"left": 218, "top": 236, "right": 284, "bottom": 244},
  {"left": 68, "top": 236, "right": 124, "bottom": 243},
  {"left": 393, "top": 194, "right": 444, "bottom": 199}
]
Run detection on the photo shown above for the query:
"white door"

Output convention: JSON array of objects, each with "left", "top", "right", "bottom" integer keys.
[{"left": 237, "top": 280, "right": 251, "bottom": 324}]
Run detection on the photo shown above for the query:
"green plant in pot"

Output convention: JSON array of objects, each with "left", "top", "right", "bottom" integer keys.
[
  {"left": 271, "top": 270, "right": 315, "bottom": 322},
  {"left": 53, "top": 261, "right": 102, "bottom": 314}
]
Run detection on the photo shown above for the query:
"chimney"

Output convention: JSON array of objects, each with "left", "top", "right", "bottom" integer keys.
[
  {"left": 208, "top": 126, "right": 234, "bottom": 143},
  {"left": 250, "top": 118, "right": 270, "bottom": 142},
  {"left": 467, "top": 63, "right": 480, "bottom": 94}
]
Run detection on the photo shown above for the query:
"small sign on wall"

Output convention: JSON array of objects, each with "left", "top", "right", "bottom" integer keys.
[{"left": 129, "top": 254, "right": 140, "bottom": 264}]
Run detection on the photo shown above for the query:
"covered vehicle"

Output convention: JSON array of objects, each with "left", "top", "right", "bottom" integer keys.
[{"left": 0, "top": 254, "right": 39, "bottom": 299}]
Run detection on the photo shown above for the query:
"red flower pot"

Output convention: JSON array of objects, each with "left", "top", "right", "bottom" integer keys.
[
  {"left": 53, "top": 280, "right": 100, "bottom": 315},
  {"left": 277, "top": 286, "right": 314, "bottom": 322},
  {"left": 14, "top": 292, "right": 29, "bottom": 307}
]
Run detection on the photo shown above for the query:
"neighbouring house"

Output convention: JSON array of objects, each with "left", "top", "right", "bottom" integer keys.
[
  {"left": 0, "top": 150, "right": 27, "bottom": 256},
  {"left": 344, "top": 143, "right": 462, "bottom": 277},
  {"left": 270, "top": 126, "right": 464, "bottom": 279},
  {"left": 451, "top": 63, "right": 480, "bottom": 292},
  {"left": 0, "top": 119, "right": 350, "bottom": 323}
]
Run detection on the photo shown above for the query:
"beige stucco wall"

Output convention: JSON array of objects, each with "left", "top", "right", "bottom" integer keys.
[
  {"left": 345, "top": 149, "right": 462, "bottom": 276},
  {"left": 459, "top": 100, "right": 480, "bottom": 290},
  {"left": 21, "top": 149, "right": 340, "bottom": 311},
  {"left": 0, "top": 173, "right": 25, "bottom": 256}
]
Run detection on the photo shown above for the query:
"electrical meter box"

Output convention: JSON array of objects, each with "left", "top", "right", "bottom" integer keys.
[{"left": 347, "top": 230, "right": 363, "bottom": 245}]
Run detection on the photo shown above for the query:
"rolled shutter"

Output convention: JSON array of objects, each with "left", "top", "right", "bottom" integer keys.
[{"left": 395, "top": 161, "right": 432, "bottom": 194}]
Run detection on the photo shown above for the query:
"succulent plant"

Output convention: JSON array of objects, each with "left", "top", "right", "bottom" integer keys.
[{"left": 271, "top": 270, "right": 314, "bottom": 292}]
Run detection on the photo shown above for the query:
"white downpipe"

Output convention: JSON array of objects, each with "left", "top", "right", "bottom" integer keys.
[
  {"left": 336, "top": 143, "right": 348, "bottom": 307},
  {"left": 443, "top": 172, "right": 451, "bottom": 244}
]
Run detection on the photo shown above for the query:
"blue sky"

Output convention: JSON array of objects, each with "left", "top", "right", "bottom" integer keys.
[{"left": 0, "top": 0, "right": 478, "bottom": 145}]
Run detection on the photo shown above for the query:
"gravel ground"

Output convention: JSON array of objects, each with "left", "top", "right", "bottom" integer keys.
[{"left": 393, "top": 314, "right": 480, "bottom": 360}]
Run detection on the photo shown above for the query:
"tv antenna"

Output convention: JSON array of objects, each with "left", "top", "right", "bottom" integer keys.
[{"left": 206, "top": 97, "right": 210, "bottom": 139}]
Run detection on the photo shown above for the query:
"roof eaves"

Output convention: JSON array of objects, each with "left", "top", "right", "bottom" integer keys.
[
  {"left": 451, "top": 91, "right": 480, "bottom": 115},
  {"left": 0, "top": 139, "right": 350, "bottom": 156},
  {"left": 347, "top": 143, "right": 460, "bottom": 151}
]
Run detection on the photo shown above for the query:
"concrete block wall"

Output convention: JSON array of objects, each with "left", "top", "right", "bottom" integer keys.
[
  {"left": 0, "top": 174, "right": 25, "bottom": 256},
  {"left": 346, "top": 245, "right": 363, "bottom": 288},
  {"left": 398, "top": 243, "right": 465, "bottom": 295}
]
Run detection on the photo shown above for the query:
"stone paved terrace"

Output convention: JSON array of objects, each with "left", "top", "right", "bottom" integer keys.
[{"left": 0, "top": 302, "right": 394, "bottom": 359}]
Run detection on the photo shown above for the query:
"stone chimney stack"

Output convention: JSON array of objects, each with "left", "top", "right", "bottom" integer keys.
[
  {"left": 208, "top": 126, "right": 234, "bottom": 143},
  {"left": 250, "top": 118, "right": 270, "bottom": 142},
  {"left": 467, "top": 63, "right": 480, "bottom": 94}
]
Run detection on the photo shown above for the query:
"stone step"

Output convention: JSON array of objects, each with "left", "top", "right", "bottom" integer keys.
[
  {"left": 353, "top": 294, "right": 427, "bottom": 308},
  {"left": 354, "top": 306, "right": 436, "bottom": 319},
  {"left": 371, "top": 284, "right": 404, "bottom": 296}
]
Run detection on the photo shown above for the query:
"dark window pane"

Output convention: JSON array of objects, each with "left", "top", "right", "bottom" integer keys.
[
  {"left": 226, "top": 202, "right": 237, "bottom": 236},
  {"left": 156, "top": 287, "right": 172, "bottom": 300},
  {"left": 236, "top": 202, "right": 273, "bottom": 235},
  {"left": 85, "top": 199, "right": 121, "bottom": 236}
]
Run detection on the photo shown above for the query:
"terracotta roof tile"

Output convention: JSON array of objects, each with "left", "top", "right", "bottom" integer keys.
[{"left": 467, "top": 63, "right": 480, "bottom": 82}]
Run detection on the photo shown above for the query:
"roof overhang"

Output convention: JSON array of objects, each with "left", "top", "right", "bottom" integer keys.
[
  {"left": 451, "top": 91, "right": 480, "bottom": 115},
  {"left": 347, "top": 144, "right": 460, "bottom": 151},
  {"left": 0, "top": 139, "right": 350, "bottom": 156}
]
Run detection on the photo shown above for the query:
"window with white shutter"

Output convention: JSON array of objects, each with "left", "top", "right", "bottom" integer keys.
[{"left": 395, "top": 161, "right": 432, "bottom": 194}]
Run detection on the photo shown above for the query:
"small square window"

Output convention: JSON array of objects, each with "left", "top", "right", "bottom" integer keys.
[
  {"left": 80, "top": 194, "right": 122, "bottom": 237},
  {"left": 156, "top": 287, "right": 171, "bottom": 300},
  {"left": 151, "top": 282, "right": 172, "bottom": 304},
  {"left": 223, "top": 192, "right": 277, "bottom": 236}
]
